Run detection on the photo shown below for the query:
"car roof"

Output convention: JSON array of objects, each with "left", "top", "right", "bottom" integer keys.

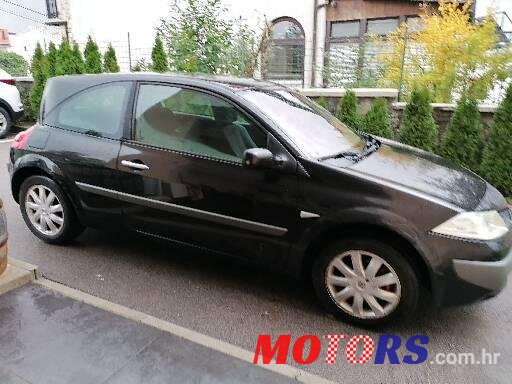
[{"left": 51, "top": 72, "right": 284, "bottom": 93}]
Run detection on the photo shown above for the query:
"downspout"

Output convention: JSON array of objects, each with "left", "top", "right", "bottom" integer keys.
[
  {"left": 313, "top": 0, "right": 329, "bottom": 88},
  {"left": 312, "top": 0, "right": 318, "bottom": 87}
]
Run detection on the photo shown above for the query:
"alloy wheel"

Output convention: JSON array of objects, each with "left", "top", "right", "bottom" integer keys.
[
  {"left": 25, "top": 185, "right": 64, "bottom": 236},
  {"left": 325, "top": 250, "right": 401, "bottom": 319}
]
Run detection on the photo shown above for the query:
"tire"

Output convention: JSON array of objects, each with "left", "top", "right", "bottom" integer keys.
[
  {"left": 312, "top": 237, "right": 420, "bottom": 327},
  {"left": 19, "top": 175, "right": 84, "bottom": 244},
  {"left": 0, "top": 107, "right": 12, "bottom": 139}
]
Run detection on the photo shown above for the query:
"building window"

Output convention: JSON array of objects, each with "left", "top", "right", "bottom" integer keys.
[
  {"left": 367, "top": 18, "right": 399, "bottom": 35},
  {"left": 266, "top": 18, "right": 305, "bottom": 82},
  {"left": 46, "top": 0, "right": 58, "bottom": 18},
  {"left": 406, "top": 16, "right": 424, "bottom": 33},
  {"left": 331, "top": 21, "right": 360, "bottom": 38}
]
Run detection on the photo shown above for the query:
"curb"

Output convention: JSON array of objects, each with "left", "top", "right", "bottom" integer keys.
[
  {"left": 37, "top": 278, "right": 336, "bottom": 384},
  {"left": 0, "top": 258, "right": 39, "bottom": 296}
]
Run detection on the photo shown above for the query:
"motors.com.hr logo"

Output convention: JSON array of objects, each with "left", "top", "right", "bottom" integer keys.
[{"left": 253, "top": 334, "right": 500, "bottom": 366}]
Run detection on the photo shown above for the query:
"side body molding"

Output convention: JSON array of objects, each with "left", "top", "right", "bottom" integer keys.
[{"left": 75, "top": 182, "right": 288, "bottom": 237}]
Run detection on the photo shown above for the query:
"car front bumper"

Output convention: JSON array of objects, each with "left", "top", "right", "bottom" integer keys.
[{"left": 453, "top": 247, "right": 512, "bottom": 291}]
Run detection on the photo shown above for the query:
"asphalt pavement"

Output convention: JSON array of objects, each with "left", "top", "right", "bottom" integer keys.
[{"left": 1, "top": 138, "right": 511, "bottom": 383}]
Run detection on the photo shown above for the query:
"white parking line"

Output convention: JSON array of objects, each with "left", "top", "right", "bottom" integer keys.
[
  {"left": 0, "top": 139, "right": 14, "bottom": 144},
  {"left": 36, "top": 278, "right": 335, "bottom": 384}
]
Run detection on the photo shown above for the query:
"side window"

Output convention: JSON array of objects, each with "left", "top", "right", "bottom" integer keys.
[
  {"left": 134, "top": 84, "right": 267, "bottom": 162},
  {"left": 45, "top": 82, "right": 131, "bottom": 138}
]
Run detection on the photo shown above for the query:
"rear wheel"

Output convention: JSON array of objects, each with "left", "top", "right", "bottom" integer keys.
[
  {"left": 0, "top": 107, "right": 12, "bottom": 139},
  {"left": 312, "top": 237, "right": 420, "bottom": 326},
  {"left": 19, "top": 176, "right": 84, "bottom": 244}
]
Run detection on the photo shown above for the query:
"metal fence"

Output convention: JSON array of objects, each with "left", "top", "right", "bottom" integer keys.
[{"left": 11, "top": 34, "right": 510, "bottom": 104}]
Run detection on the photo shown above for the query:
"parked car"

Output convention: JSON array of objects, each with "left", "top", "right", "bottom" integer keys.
[
  {"left": 0, "top": 68, "right": 24, "bottom": 139},
  {"left": 8, "top": 73, "right": 512, "bottom": 325},
  {"left": 0, "top": 198, "right": 7, "bottom": 276}
]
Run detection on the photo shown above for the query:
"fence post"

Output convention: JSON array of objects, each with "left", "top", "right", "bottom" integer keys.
[{"left": 127, "top": 32, "right": 132, "bottom": 72}]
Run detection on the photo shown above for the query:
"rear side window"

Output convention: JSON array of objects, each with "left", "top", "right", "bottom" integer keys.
[{"left": 44, "top": 82, "right": 131, "bottom": 139}]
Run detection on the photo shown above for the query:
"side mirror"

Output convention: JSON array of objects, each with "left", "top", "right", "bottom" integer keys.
[{"left": 243, "top": 148, "right": 275, "bottom": 169}]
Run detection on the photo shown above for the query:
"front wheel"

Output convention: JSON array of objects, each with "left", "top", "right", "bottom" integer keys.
[
  {"left": 312, "top": 237, "right": 420, "bottom": 326},
  {"left": 19, "top": 176, "right": 84, "bottom": 244}
]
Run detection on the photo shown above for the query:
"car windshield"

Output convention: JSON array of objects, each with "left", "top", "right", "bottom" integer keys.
[{"left": 239, "top": 88, "right": 365, "bottom": 159}]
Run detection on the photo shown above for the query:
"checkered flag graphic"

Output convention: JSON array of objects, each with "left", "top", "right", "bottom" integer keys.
[
  {"left": 345, "top": 335, "right": 375, "bottom": 365},
  {"left": 323, "top": 335, "right": 347, "bottom": 364}
]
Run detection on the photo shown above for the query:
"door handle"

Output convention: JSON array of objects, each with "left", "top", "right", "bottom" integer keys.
[{"left": 121, "top": 160, "right": 150, "bottom": 171}]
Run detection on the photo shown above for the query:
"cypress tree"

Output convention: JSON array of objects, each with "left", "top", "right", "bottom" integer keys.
[
  {"left": 399, "top": 87, "right": 438, "bottom": 152},
  {"left": 480, "top": 85, "right": 512, "bottom": 197},
  {"left": 151, "top": 35, "right": 168, "bottom": 73},
  {"left": 46, "top": 41, "right": 58, "bottom": 78},
  {"left": 440, "top": 97, "right": 483, "bottom": 171},
  {"left": 83, "top": 36, "right": 103, "bottom": 74},
  {"left": 363, "top": 98, "right": 393, "bottom": 139},
  {"left": 30, "top": 42, "right": 45, "bottom": 75},
  {"left": 336, "top": 90, "right": 362, "bottom": 131},
  {"left": 56, "top": 39, "right": 75, "bottom": 75},
  {"left": 103, "top": 44, "right": 120, "bottom": 73},
  {"left": 30, "top": 51, "right": 48, "bottom": 120},
  {"left": 71, "top": 42, "right": 85, "bottom": 74}
]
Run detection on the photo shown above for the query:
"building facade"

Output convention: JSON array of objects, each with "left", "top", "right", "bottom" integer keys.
[{"left": 41, "top": 0, "right": 473, "bottom": 87}]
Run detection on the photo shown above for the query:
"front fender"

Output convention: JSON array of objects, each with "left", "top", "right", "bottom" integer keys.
[{"left": 289, "top": 206, "right": 438, "bottom": 283}]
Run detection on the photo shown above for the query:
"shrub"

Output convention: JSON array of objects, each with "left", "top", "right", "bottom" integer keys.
[
  {"left": 151, "top": 35, "right": 168, "bottom": 73},
  {"left": 362, "top": 98, "right": 393, "bottom": 139},
  {"left": 103, "top": 44, "right": 120, "bottom": 73},
  {"left": 336, "top": 90, "right": 362, "bottom": 131},
  {"left": 0, "top": 51, "right": 28, "bottom": 76},
  {"left": 399, "top": 87, "right": 438, "bottom": 152},
  {"left": 480, "top": 85, "right": 512, "bottom": 196},
  {"left": 83, "top": 36, "right": 103, "bottom": 74},
  {"left": 132, "top": 58, "right": 150, "bottom": 72},
  {"left": 56, "top": 39, "right": 75, "bottom": 76},
  {"left": 440, "top": 97, "right": 483, "bottom": 171},
  {"left": 46, "top": 42, "right": 58, "bottom": 78},
  {"left": 71, "top": 42, "right": 85, "bottom": 74},
  {"left": 316, "top": 96, "right": 329, "bottom": 111}
]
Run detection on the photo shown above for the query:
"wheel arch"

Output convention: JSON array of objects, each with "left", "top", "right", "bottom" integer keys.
[
  {"left": 300, "top": 223, "right": 433, "bottom": 293},
  {"left": 12, "top": 166, "right": 52, "bottom": 203},
  {"left": 0, "top": 98, "right": 14, "bottom": 118},
  {"left": 11, "top": 156, "right": 67, "bottom": 204}
]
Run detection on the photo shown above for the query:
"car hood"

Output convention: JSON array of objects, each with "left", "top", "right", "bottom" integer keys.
[{"left": 326, "top": 139, "right": 488, "bottom": 211}]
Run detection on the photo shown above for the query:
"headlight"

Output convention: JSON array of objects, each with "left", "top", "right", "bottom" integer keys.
[{"left": 431, "top": 211, "right": 509, "bottom": 241}]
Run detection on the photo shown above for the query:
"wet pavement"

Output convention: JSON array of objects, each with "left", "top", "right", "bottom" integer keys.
[{"left": 0, "top": 284, "right": 295, "bottom": 384}]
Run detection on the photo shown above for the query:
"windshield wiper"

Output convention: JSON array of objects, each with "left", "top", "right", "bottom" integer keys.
[{"left": 320, "top": 134, "right": 381, "bottom": 162}]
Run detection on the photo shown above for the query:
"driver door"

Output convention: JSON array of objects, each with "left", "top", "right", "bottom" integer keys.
[{"left": 117, "top": 83, "right": 301, "bottom": 265}]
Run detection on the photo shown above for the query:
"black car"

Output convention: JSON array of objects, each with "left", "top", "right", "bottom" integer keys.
[{"left": 8, "top": 73, "right": 512, "bottom": 325}]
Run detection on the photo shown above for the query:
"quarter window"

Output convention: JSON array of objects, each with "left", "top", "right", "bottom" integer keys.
[
  {"left": 45, "top": 82, "right": 131, "bottom": 138},
  {"left": 134, "top": 84, "right": 267, "bottom": 162}
]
